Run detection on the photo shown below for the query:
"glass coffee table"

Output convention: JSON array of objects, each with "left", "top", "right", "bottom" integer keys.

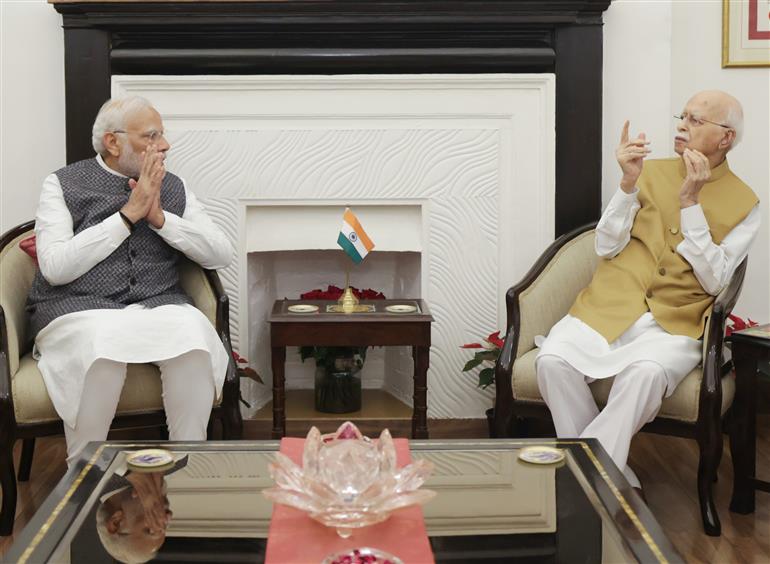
[{"left": 6, "top": 438, "right": 681, "bottom": 563}]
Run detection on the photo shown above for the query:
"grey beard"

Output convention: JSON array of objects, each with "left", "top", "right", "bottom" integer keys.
[{"left": 117, "top": 146, "right": 142, "bottom": 178}]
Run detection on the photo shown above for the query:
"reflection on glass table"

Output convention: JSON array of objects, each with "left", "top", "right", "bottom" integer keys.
[{"left": 7, "top": 440, "right": 682, "bottom": 563}]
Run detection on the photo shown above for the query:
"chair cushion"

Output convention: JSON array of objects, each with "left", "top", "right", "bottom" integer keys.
[
  {"left": 178, "top": 258, "right": 217, "bottom": 326},
  {"left": 13, "top": 353, "right": 221, "bottom": 425},
  {"left": 0, "top": 228, "right": 37, "bottom": 377},
  {"left": 515, "top": 231, "right": 599, "bottom": 358},
  {"left": 511, "top": 348, "right": 735, "bottom": 423}
]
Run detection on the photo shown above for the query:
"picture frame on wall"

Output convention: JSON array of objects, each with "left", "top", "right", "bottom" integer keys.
[{"left": 723, "top": 0, "right": 770, "bottom": 67}]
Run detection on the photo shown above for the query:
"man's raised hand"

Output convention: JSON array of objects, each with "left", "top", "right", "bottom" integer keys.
[
  {"left": 616, "top": 120, "right": 651, "bottom": 193},
  {"left": 147, "top": 190, "right": 166, "bottom": 229},
  {"left": 120, "top": 145, "right": 166, "bottom": 225},
  {"left": 679, "top": 148, "right": 711, "bottom": 208}
]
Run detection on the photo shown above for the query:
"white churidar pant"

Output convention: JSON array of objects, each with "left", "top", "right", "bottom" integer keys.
[
  {"left": 64, "top": 350, "right": 216, "bottom": 465},
  {"left": 536, "top": 355, "right": 667, "bottom": 488}
]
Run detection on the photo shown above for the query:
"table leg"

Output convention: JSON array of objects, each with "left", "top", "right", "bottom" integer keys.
[
  {"left": 729, "top": 344, "right": 757, "bottom": 514},
  {"left": 271, "top": 346, "right": 287, "bottom": 439},
  {"left": 412, "top": 345, "right": 429, "bottom": 439}
]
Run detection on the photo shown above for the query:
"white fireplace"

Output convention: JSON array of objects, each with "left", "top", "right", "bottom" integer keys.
[{"left": 113, "top": 74, "right": 555, "bottom": 418}]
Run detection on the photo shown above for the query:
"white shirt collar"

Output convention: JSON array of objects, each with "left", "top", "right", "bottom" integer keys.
[{"left": 96, "top": 153, "right": 129, "bottom": 178}]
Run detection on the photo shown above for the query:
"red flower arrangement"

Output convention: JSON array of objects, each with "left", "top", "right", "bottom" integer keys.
[
  {"left": 461, "top": 330, "right": 505, "bottom": 389},
  {"left": 231, "top": 350, "right": 263, "bottom": 384},
  {"left": 300, "top": 285, "right": 386, "bottom": 301},
  {"left": 726, "top": 314, "right": 759, "bottom": 336},
  {"left": 299, "top": 286, "right": 386, "bottom": 367}
]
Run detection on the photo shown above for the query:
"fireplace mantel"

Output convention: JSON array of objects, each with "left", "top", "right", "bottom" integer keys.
[{"left": 50, "top": 0, "right": 612, "bottom": 235}]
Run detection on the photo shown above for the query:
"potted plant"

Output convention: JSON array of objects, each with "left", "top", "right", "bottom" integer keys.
[
  {"left": 299, "top": 285, "right": 385, "bottom": 413},
  {"left": 461, "top": 330, "right": 505, "bottom": 436}
]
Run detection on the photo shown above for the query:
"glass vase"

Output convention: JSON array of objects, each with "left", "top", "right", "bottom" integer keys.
[{"left": 314, "top": 355, "right": 362, "bottom": 413}]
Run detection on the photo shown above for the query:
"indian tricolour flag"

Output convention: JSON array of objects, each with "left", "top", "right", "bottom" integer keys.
[{"left": 337, "top": 208, "right": 375, "bottom": 264}]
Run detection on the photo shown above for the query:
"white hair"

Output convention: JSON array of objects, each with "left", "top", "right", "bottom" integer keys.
[
  {"left": 92, "top": 96, "right": 154, "bottom": 155},
  {"left": 722, "top": 97, "right": 744, "bottom": 150}
]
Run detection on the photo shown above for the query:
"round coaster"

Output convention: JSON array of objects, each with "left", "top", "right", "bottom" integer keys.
[
  {"left": 518, "top": 446, "right": 565, "bottom": 465},
  {"left": 288, "top": 304, "right": 319, "bottom": 314},
  {"left": 126, "top": 449, "right": 174, "bottom": 472},
  {"left": 385, "top": 304, "right": 417, "bottom": 314}
]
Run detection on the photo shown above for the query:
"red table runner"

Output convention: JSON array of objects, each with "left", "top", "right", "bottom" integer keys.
[{"left": 265, "top": 437, "right": 435, "bottom": 564}]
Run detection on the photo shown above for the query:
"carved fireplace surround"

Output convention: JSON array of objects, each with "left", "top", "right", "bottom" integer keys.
[
  {"left": 52, "top": 0, "right": 612, "bottom": 235},
  {"left": 49, "top": 0, "right": 610, "bottom": 417}
]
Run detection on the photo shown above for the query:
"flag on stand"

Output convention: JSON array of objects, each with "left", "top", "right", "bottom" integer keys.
[{"left": 337, "top": 208, "right": 375, "bottom": 264}]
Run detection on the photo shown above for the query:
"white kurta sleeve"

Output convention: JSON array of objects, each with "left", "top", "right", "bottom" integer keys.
[
  {"left": 594, "top": 187, "right": 642, "bottom": 258},
  {"left": 676, "top": 204, "right": 760, "bottom": 296},
  {"left": 150, "top": 180, "right": 233, "bottom": 269},
  {"left": 35, "top": 173, "right": 130, "bottom": 286}
]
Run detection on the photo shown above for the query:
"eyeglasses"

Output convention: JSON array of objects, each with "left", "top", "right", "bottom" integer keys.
[
  {"left": 112, "top": 129, "right": 166, "bottom": 143},
  {"left": 673, "top": 114, "right": 731, "bottom": 129}
]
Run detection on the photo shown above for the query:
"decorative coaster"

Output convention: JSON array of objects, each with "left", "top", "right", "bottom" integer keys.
[
  {"left": 288, "top": 304, "right": 319, "bottom": 314},
  {"left": 385, "top": 304, "right": 418, "bottom": 314},
  {"left": 126, "top": 449, "right": 174, "bottom": 473},
  {"left": 518, "top": 446, "right": 565, "bottom": 465}
]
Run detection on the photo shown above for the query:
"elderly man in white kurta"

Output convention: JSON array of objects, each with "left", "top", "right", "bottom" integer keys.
[
  {"left": 536, "top": 90, "right": 760, "bottom": 490},
  {"left": 26, "top": 96, "right": 232, "bottom": 464}
]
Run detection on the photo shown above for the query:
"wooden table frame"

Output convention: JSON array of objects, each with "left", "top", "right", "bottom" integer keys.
[
  {"left": 729, "top": 331, "right": 770, "bottom": 514},
  {"left": 269, "top": 299, "right": 434, "bottom": 439}
]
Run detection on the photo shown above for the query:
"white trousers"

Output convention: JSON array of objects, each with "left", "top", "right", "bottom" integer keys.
[
  {"left": 536, "top": 355, "right": 668, "bottom": 488},
  {"left": 64, "top": 350, "right": 216, "bottom": 465}
]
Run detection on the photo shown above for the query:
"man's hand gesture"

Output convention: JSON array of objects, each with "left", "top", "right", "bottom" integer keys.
[
  {"left": 120, "top": 144, "right": 166, "bottom": 225},
  {"left": 679, "top": 148, "right": 711, "bottom": 208},
  {"left": 616, "top": 121, "right": 651, "bottom": 193}
]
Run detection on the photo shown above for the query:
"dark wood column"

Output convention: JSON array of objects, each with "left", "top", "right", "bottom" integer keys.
[
  {"left": 52, "top": 0, "right": 613, "bottom": 235},
  {"left": 63, "top": 29, "right": 110, "bottom": 165},
  {"left": 554, "top": 23, "right": 605, "bottom": 234}
]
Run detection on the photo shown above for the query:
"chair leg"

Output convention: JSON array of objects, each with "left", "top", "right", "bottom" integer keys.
[
  {"left": 17, "top": 438, "right": 34, "bottom": 482},
  {"left": 0, "top": 440, "right": 17, "bottom": 536},
  {"left": 697, "top": 426, "right": 722, "bottom": 536},
  {"left": 713, "top": 434, "right": 723, "bottom": 483}
]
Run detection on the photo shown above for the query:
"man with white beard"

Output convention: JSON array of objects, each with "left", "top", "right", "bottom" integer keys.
[{"left": 26, "top": 96, "right": 233, "bottom": 464}]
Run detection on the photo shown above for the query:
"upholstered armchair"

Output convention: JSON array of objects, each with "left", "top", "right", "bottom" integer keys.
[
  {"left": 0, "top": 220, "right": 243, "bottom": 535},
  {"left": 493, "top": 222, "right": 747, "bottom": 537}
]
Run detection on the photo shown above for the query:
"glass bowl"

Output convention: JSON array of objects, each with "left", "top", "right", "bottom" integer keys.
[{"left": 263, "top": 422, "right": 435, "bottom": 538}]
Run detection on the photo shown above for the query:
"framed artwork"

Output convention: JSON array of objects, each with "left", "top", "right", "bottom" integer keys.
[{"left": 723, "top": 0, "right": 770, "bottom": 67}]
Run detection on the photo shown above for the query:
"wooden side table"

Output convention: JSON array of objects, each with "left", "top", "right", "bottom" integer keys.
[
  {"left": 729, "top": 329, "right": 770, "bottom": 514},
  {"left": 268, "top": 299, "right": 434, "bottom": 439}
]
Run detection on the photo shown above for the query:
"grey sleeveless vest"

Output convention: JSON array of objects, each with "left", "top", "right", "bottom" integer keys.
[{"left": 27, "top": 158, "right": 192, "bottom": 336}]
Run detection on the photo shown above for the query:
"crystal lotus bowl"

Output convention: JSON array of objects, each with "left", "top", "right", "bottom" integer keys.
[{"left": 263, "top": 422, "right": 436, "bottom": 538}]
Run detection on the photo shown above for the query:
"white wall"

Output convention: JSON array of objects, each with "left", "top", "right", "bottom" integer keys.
[
  {"left": 604, "top": 0, "right": 770, "bottom": 322},
  {"left": 1, "top": 0, "right": 767, "bottom": 321},
  {"left": 0, "top": 0, "right": 65, "bottom": 233}
]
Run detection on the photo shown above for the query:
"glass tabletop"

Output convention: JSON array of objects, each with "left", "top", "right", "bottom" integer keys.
[{"left": 7, "top": 439, "right": 681, "bottom": 563}]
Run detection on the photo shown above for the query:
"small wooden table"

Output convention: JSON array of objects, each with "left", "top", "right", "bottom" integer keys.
[
  {"left": 268, "top": 299, "right": 434, "bottom": 439},
  {"left": 729, "top": 328, "right": 770, "bottom": 515}
]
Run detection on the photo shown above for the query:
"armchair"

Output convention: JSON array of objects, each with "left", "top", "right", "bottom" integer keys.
[
  {"left": 0, "top": 220, "right": 243, "bottom": 535},
  {"left": 493, "top": 222, "right": 747, "bottom": 536}
]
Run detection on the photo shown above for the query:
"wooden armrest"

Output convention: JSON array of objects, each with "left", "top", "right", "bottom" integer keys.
[{"left": 699, "top": 258, "right": 748, "bottom": 409}]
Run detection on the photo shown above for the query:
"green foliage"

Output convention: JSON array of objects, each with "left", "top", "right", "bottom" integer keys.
[
  {"left": 461, "top": 342, "right": 502, "bottom": 389},
  {"left": 478, "top": 367, "right": 495, "bottom": 389}
]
